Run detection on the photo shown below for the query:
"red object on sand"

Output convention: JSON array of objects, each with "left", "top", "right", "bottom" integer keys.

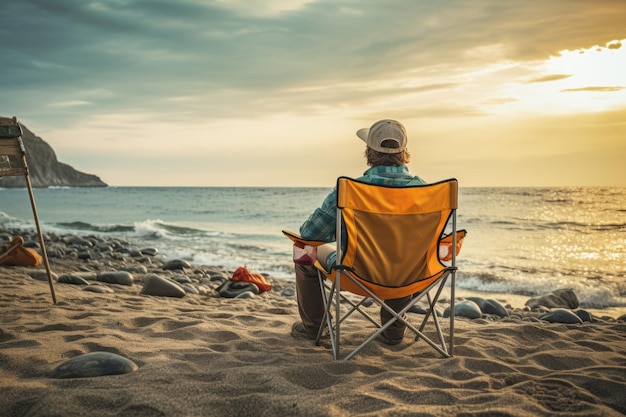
[{"left": 230, "top": 266, "right": 273, "bottom": 293}]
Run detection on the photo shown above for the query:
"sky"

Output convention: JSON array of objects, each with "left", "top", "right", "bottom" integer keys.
[{"left": 1, "top": 0, "right": 625, "bottom": 187}]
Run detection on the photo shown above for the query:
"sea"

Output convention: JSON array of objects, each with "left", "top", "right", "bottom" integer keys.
[{"left": 1, "top": 186, "right": 624, "bottom": 312}]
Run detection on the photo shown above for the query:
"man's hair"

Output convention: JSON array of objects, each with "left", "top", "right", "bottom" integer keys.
[{"left": 365, "top": 139, "right": 410, "bottom": 166}]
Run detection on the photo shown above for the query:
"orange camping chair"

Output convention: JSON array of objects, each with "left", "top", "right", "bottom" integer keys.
[
  {"left": 0, "top": 116, "right": 57, "bottom": 303},
  {"left": 285, "top": 177, "right": 465, "bottom": 360}
]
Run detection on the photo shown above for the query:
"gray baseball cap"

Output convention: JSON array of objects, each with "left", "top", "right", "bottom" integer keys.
[{"left": 356, "top": 119, "right": 407, "bottom": 154}]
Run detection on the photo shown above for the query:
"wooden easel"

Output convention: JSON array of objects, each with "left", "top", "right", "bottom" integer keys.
[{"left": 0, "top": 116, "right": 57, "bottom": 304}]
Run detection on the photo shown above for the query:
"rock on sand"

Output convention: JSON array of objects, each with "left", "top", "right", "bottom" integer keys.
[{"left": 51, "top": 352, "right": 138, "bottom": 379}]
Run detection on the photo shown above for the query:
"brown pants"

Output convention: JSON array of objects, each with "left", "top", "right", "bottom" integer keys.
[{"left": 295, "top": 256, "right": 411, "bottom": 341}]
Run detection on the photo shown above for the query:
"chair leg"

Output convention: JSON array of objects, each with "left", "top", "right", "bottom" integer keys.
[
  {"left": 423, "top": 282, "right": 449, "bottom": 355},
  {"left": 331, "top": 273, "right": 342, "bottom": 359},
  {"left": 317, "top": 270, "right": 340, "bottom": 358},
  {"left": 449, "top": 270, "right": 456, "bottom": 356},
  {"left": 316, "top": 272, "right": 330, "bottom": 345},
  {"left": 24, "top": 171, "right": 57, "bottom": 304}
]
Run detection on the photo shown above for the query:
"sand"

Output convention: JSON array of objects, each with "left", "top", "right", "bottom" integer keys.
[{"left": 1, "top": 238, "right": 625, "bottom": 416}]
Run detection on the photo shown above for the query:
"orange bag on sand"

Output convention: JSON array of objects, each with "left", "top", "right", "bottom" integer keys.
[
  {"left": 0, "top": 236, "right": 43, "bottom": 267},
  {"left": 230, "top": 266, "right": 272, "bottom": 293}
]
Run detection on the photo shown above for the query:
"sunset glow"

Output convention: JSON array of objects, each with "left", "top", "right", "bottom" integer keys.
[
  {"left": 1, "top": 1, "right": 624, "bottom": 187},
  {"left": 516, "top": 40, "right": 626, "bottom": 113}
]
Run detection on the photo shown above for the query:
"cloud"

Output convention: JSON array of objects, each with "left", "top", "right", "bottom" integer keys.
[
  {"left": 560, "top": 86, "right": 625, "bottom": 92},
  {"left": 47, "top": 100, "right": 92, "bottom": 108},
  {"left": 527, "top": 74, "right": 572, "bottom": 83},
  {"left": 607, "top": 41, "right": 622, "bottom": 50},
  {"left": 1, "top": 0, "right": 625, "bottom": 186},
  {"left": 3, "top": 0, "right": 624, "bottom": 124}
]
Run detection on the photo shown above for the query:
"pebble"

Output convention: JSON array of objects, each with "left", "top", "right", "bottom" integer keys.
[
  {"left": 575, "top": 309, "right": 593, "bottom": 323},
  {"left": 209, "top": 271, "right": 229, "bottom": 280},
  {"left": 361, "top": 298, "right": 375, "bottom": 307},
  {"left": 209, "top": 275, "right": 228, "bottom": 287},
  {"left": 83, "top": 285, "right": 114, "bottom": 293},
  {"left": 27, "top": 271, "right": 59, "bottom": 282},
  {"left": 58, "top": 274, "right": 91, "bottom": 285},
  {"left": 281, "top": 288, "right": 296, "bottom": 297},
  {"left": 217, "top": 281, "right": 260, "bottom": 298},
  {"left": 444, "top": 300, "right": 482, "bottom": 319},
  {"left": 180, "top": 283, "right": 199, "bottom": 294},
  {"left": 196, "top": 285, "right": 213, "bottom": 296},
  {"left": 141, "top": 274, "right": 186, "bottom": 298},
  {"left": 70, "top": 237, "right": 93, "bottom": 247},
  {"left": 51, "top": 351, "right": 138, "bottom": 379},
  {"left": 121, "top": 265, "right": 148, "bottom": 274},
  {"left": 539, "top": 309, "right": 583, "bottom": 324},
  {"left": 172, "top": 275, "right": 192, "bottom": 284},
  {"left": 526, "top": 288, "right": 579, "bottom": 310},
  {"left": 97, "top": 271, "right": 134, "bottom": 286},
  {"left": 467, "top": 297, "right": 509, "bottom": 318},
  {"left": 95, "top": 242, "right": 113, "bottom": 252},
  {"left": 23, "top": 240, "right": 40, "bottom": 249},
  {"left": 140, "top": 247, "right": 159, "bottom": 256},
  {"left": 163, "top": 259, "right": 191, "bottom": 271}
]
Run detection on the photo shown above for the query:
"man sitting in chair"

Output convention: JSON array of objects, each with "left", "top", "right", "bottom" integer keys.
[{"left": 292, "top": 119, "right": 427, "bottom": 345}]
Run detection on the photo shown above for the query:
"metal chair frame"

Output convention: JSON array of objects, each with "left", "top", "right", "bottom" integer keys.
[{"left": 313, "top": 177, "right": 460, "bottom": 360}]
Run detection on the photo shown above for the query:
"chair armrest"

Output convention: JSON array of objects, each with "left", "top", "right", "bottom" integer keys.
[{"left": 282, "top": 230, "right": 328, "bottom": 247}]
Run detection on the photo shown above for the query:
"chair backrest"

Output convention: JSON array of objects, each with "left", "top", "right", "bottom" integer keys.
[
  {"left": 0, "top": 116, "right": 27, "bottom": 177},
  {"left": 334, "top": 177, "right": 458, "bottom": 299}
]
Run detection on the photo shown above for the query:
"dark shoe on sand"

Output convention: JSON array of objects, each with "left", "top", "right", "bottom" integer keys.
[
  {"left": 377, "top": 332, "right": 403, "bottom": 346},
  {"left": 291, "top": 322, "right": 329, "bottom": 341}
]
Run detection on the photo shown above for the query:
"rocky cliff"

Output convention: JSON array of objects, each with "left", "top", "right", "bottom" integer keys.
[{"left": 0, "top": 120, "right": 107, "bottom": 188}]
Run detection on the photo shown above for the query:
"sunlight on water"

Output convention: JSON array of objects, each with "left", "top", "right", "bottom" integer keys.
[{"left": 458, "top": 187, "right": 625, "bottom": 307}]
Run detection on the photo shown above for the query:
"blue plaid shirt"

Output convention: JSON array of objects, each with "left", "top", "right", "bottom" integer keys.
[{"left": 299, "top": 165, "right": 426, "bottom": 242}]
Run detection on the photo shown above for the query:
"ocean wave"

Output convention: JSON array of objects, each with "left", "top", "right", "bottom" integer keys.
[
  {"left": 49, "top": 218, "right": 227, "bottom": 240},
  {"left": 0, "top": 211, "right": 32, "bottom": 229},
  {"left": 484, "top": 218, "right": 626, "bottom": 233},
  {"left": 458, "top": 272, "right": 626, "bottom": 309},
  {"left": 542, "top": 198, "right": 570, "bottom": 204},
  {"left": 591, "top": 223, "right": 626, "bottom": 232},
  {"left": 132, "top": 219, "right": 227, "bottom": 240},
  {"left": 490, "top": 220, "right": 518, "bottom": 226},
  {"left": 539, "top": 221, "right": 625, "bottom": 232},
  {"left": 154, "top": 222, "right": 212, "bottom": 237},
  {"left": 0, "top": 211, "right": 13, "bottom": 224},
  {"left": 464, "top": 188, "right": 536, "bottom": 197},
  {"left": 225, "top": 242, "right": 272, "bottom": 253},
  {"left": 56, "top": 221, "right": 135, "bottom": 233}
]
